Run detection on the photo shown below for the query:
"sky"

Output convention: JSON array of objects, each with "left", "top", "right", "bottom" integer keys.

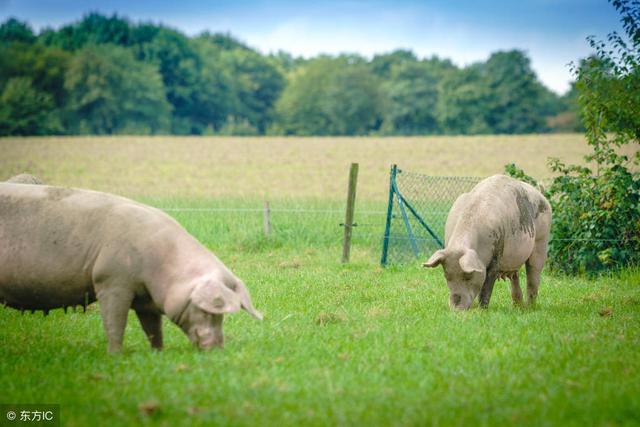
[{"left": 0, "top": 0, "right": 624, "bottom": 94}]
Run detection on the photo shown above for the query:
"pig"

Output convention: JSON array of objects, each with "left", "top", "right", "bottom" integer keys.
[
  {"left": 0, "top": 183, "right": 262, "bottom": 352},
  {"left": 423, "top": 175, "right": 551, "bottom": 310}
]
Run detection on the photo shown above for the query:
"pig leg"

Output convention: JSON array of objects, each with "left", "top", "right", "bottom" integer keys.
[
  {"left": 135, "top": 310, "right": 163, "bottom": 350},
  {"left": 96, "top": 287, "right": 135, "bottom": 353},
  {"left": 525, "top": 241, "right": 548, "bottom": 306},
  {"left": 510, "top": 273, "right": 523, "bottom": 305},
  {"left": 479, "top": 270, "right": 498, "bottom": 308}
]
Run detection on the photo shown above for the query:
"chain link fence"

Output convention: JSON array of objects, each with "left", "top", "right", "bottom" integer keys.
[{"left": 381, "top": 165, "right": 480, "bottom": 265}]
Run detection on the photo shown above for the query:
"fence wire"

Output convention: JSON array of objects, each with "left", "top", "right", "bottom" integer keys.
[
  {"left": 149, "top": 170, "right": 626, "bottom": 266},
  {"left": 384, "top": 169, "right": 481, "bottom": 265}
]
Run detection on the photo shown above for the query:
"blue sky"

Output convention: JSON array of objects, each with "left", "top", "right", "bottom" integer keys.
[{"left": 0, "top": 0, "right": 624, "bottom": 94}]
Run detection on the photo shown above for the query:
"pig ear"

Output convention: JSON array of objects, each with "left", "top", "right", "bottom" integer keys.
[
  {"left": 191, "top": 280, "right": 241, "bottom": 315},
  {"left": 459, "top": 249, "right": 484, "bottom": 274},
  {"left": 230, "top": 280, "right": 263, "bottom": 321},
  {"left": 423, "top": 249, "right": 447, "bottom": 268}
]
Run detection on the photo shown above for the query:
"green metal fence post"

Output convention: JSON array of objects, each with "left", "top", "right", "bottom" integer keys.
[
  {"left": 394, "top": 180, "right": 420, "bottom": 257},
  {"left": 397, "top": 191, "right": 445, "bottom": 249},
  {"left": 380, "top": 164, "right": 397, "bottom": 266}
]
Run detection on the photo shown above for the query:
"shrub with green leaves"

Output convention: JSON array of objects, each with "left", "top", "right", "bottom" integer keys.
[{"left": 506, "top": 0, "right": 640, "bottom": 274}]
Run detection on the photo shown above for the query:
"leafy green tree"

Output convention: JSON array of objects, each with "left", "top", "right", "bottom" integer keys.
[
  {"left": 200, "top": 31, "right": 251, "bottom": 51},
  {"left": 381, "top": 58, "right": 455, "bottom": 135},
  {"left": 275, "top": 57, "right": 384, "bottom": 135},
  {"left": 437, "top": 50, "right": 560, "bottom": 135},
  {"left": 136, "top": 27, "right": 201, "bottom": 133},
  {"left": 323, "top": 60, "right": 385, "bottom": 135},
  {"left": 219, "top": 47, "right": 285, "bottom": 134},
  {"left": 0, "top": 18, "right": 36, "bottom": 44},
  {"left": 64, "top": 44, "right": 171, "bottom": 134},
  {"left": 507, "top": 0, "right": 640, "bottom": 274},
  {"left": 481, "top": 50, "right": 552, "bottom": 133},
  {"left": 0, "top": 13, "right": 579, "bottom": 136},
  {"left": 370, "top": 49, "right": 417, "bottom": 78},
  {"left": 578, "top": 18, "right": 640, "bottom": 138},
  {"left": 273, "top": 57, "right": 334, "bottom": 135},
  {"left": 437, "top": 65, "right": 492, "bottom": 134},
  {"left": 268, "top": 50, "right": 306, "bottom": 74},
  {"left": 0, "top": 42, "right": 70, "bottom": 107},
  {"left": 0, "top": 77, "right": 61, "bottom": 135},
  {"left": 39, "top": 13, "right": 131, "bottom": 50},
  {"left": 190, "top": 36, "right": 238, "bottom": 132},
  {"left": 546, "top": 83, "right": 583, "bottom": 132}
]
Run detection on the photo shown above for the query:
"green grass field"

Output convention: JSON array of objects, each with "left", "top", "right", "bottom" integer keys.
[{"left": 1, "top": 136, "right": 639, "bottom": 426}]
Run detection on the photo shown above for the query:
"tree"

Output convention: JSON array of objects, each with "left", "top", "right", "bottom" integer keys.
[
  {"left": 0, "top": 18, "right": 36, "bottom": 44},
  {"left": 322, "top": 60, "right": 385, "bottom": 135},
  {"left": 370, "top": 49, "right": 417, "bottom": 78},
  {"left": 136, "top": 27, "right": 201, "bottom": 133},
  {"left": 274, "top": 57, "right": 335, "bottom": 135},
  {"left": 0, "top": 77, "right": 61, "bottom": 135},
  {"left": 0, "top": 13, "right": 579, "bottom": 136},
  {"left": 481, "top": 50, "right": 553, "bottom": 134},
  {"left": 219, "top": 47, "right": 285, "bottom": 133},
  {"left": 381, "top": 57, "right": 455, "bottom": 135},
  {"left": 507, "top": 0, "right": 640, "bottom": 274},
  {"left": 64, "top": 44, "right": 171, "bottom": 134},
  {"left": 39, "top": 13, "right": 131, "bottom": 50},
  {"left": 578, "top": 7, "right": 640, "bottom": 139},
  {"left": 190, "top": 36, "right": 239, "bottom": 132},
  {"left": 546, "top": 83, "right": 583, "bottom": 132},
  {"left": 0, "top": 42, "right": 71, "bottom": 107},
  {"left": 275, "top": 57, "right": 384, "bottom": 135},
  {"left": 437, "top": 65, "right": 492, "bottom": 134}
]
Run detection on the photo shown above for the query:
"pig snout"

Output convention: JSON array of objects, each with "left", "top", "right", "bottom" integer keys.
[
  {"left": 449, "top": 293, "right": 473, "bottom": 310},
  {"left": 194, "top": 326, "right": 223, "bottom": 350}
]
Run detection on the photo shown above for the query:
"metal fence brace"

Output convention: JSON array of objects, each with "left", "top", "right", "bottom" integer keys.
[{"left": 380, "top": 164, "right": 481, "bottom": 266}]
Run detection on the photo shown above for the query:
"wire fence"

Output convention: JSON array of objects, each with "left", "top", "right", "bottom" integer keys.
[
  {"left": 382, "top": 167, "right": 481, "bottom": 265},
  {"left": 149, "top": 168, "right": 629, "bottom": 265},
  {"left": 152, "top": 200, "right": 389, "bottom": 251}
]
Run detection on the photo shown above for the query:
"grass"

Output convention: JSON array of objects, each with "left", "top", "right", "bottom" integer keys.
[
  {"left": 1, "top": 136, "right": 639, "bottom": 426},
  {"left": 1, "top": 198, "right": 639, "bottom": 427}
]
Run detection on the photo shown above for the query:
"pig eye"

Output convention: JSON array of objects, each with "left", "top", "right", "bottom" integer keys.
[{"left": 462, "top": 272, "right": 473, "bottom": 281}]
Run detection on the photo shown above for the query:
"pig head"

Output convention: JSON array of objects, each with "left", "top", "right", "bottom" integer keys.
[
  {"left": 165, "top": 275, "right": 262, "bottom": 350},
  {"left": 424, "top": 247, "right": 486, "bottom": 310}
]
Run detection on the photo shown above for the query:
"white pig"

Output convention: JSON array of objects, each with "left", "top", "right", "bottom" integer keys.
[
  {"left": 0, "top": 183, "right": 262, "bottom": 352},
  {"left": 423, "top": 175, "right": 551, "bottom": 310}
]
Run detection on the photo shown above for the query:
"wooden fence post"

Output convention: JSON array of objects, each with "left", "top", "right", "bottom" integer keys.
[
  {"left": 263, "top": 201, "right": 271, "bottom": 237},
  {"left": 342, "top": 163, "right": 359, "bottom": 263}
]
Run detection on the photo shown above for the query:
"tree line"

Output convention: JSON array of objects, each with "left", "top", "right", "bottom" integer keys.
[{"left": 0, "top": 14, "right": 581, "bottom": 136}]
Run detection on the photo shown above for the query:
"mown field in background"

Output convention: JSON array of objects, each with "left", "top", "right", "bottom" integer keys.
[
  {"left": 4, "top": 133, "right": 637, "bottom": 200},
  {"left": 1, "top": 135, "right": 639, "bottom": 426}
]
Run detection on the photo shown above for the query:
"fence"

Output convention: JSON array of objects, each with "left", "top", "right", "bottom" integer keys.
[
  {"left": 381, "top": 165, "right": 481, "bottom": 265},
  {"left": 150, "top": 199, "right": 388, "bottom": 253},
  {"left": 148, "top": 165, "right": 481, "bottom": 264},
  {"left": 151, "top": 165, "right": 631, "bottom": 270}
]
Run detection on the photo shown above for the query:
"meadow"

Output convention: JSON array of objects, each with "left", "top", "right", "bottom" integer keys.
[
  {"left": 0, "top": 135, "right": 639, "bottom": 427},
  {"left": 4, "top": 133, "right": 638, "bottom": 200}
]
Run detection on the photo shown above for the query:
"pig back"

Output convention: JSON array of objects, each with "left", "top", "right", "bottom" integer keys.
[
  {"left": 482, "top": 176, "right": 549, "bottom": 269},
  {"left": 447, "top": 175, "right": 550, "bottom": 271},
  {"left": 0, "top": 184, "right": 152, "bottom": 309}
]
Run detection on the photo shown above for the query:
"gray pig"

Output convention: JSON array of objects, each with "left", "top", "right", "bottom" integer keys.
[
  {"left": 423, "top": 175, "right": 551, "bottom": 310},
  {"left": 0, "top": 183, "right": 262, "bottom": 352}
]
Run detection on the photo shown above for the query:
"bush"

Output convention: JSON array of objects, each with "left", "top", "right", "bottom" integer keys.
[{"left": 506, "top": 0, "right": 640, "bottom": 274}]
